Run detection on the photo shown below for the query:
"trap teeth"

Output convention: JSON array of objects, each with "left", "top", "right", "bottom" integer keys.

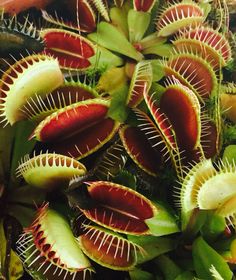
[
  {"left": 217, "top": 195, "right": 236, "bottom": 228},
  {"left": 160, "top": 77, "right": 201, "bottom": 151},
  {"left": 17, "top": 205, "right": 92, "bottom": 278},
  {"left": 196, "top": 166, "right": 236, "bottom": 210},
  {"left": 16, "top": 152, "right": 87, "bottom": 190},
  {"left": 179, "top": 159, "right": 217, "bottom": 229},
  {"left": 41, "top": 28, "right": 96, "bottom": 71},
  {"left": 79, "top": 225, "right": 144, "bottom": 270},
  {"left": 0, "top": 54, "right": 63, "bottom": 126},
  {"left": 173, "top": 26, "right": 232, "bottom": 69},
  {"left": 163, "top": 52, "right": 217, "bottom": 100},
  {"left": 127, "top": 61, "right": 153, "bottom": 108},
  {"left": 156, "top": 1, "right": 205, "bottom": 37},
  {"left": 41, "top": 0, "right": 96, "bottom": 33},
  {"left": 31, "top": 98, "right": 119, "bottom": 159},
  {"left": 80, "top": 181, "right": 158, "bottom": 235}
]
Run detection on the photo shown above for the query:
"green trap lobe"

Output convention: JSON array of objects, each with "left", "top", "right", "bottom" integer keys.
[{"left": 80, "top": 226, "right": 137, "bottom": 270}]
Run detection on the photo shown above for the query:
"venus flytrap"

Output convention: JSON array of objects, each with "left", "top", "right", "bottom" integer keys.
[
  {"left": 17, "top": 205, "right": 93, "bottom": 280},
  {"left": 16, "top": 152, "right": 87, "bottom": 190},
  {"left": 0, "top": 54, "right": 64, "bottom": 125},
  {"left": 0, "top": 13, "right": 44, "bottom": 57},
  {"left": 156, "top": 1, "right": 205, "bottom": 37},
  {"left": 0, "top": 0, "right": 236, "bottom": 279},
  {"left": 78, "top": 225, "right": 145, "bottom": 270}
]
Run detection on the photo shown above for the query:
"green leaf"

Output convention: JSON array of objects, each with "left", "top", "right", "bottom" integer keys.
[
  {"left": 128, "top": 235, "right": 176, "bottom": 264},
  {"left": 201, "top": 212, "right": 226, "bottom": 241},
  {"left": 7, "top": 204, "right": 37, "bottom": 228},
  {"left": 209, "top": 265, "right": 226, "bottom": 280},
  {"left": 145, "top": 201, "right": 180, "bottom": 236},
  {"left": 142, "top": 43, "right": 174, "bottom": 57},
  {"left": 10, "top": 120, "right": 36, "bottom": 187},
  {"left": 110, "top": 6, "right": 129, "bottom": 38},
  {"left": 192, "top": 237, "right": 233, "bottom": 280},
  {"left": 7, "top": 185, "right": 47, "bottom": 227},
  {"left": 183, "top": 209, "right": 208, "bottom": 239},
  {"left": 174, "top": 271, "right": 195, "bottom": 280},
  {"left": 107, "top": 84, "right": 130, "bottom": 122},
  {"left": 223, "top": 125, "right": 236, "bottom": 144},
  {"left": 97, "top": 66, "right": 128, "bottom": 94},
  {"left": 226, "top": 59, "right": 236, "bottom": 72},
  {"left": 89, "top": 45, "right": 124, "bottom": 69},
  {"left": 113, "top": 169, "right": 136, "bottom": 189},
  {"left": 199, "top": 2, "right": 211, "bottom": 19},
  {"left": 0, "top": 220, "right": 23, "bottom": 280},
  {"left": 88, "top": 22, "right": 143, "bottom": 61},
  {"left": 140, "top": 32, "right": 166, "bottom": 49},
  {"left": 0, "top": 126, "right": 15, "bottom": 184},
  {"left": 8, "top": 185, "right": 46, "bottom": 206},
  {"left": 127, "top": 10, "right": 150, "bottom": 43},
  {"left": 130, "top": 268, "right": 155, "bottom": 280},
  {"left": 155, "top": 255, "right": 182, "bottom": 280},
  {"left": 148, "top": 60, "right": 165, "bottom": 81},
  {"left": 223, "top": 145, "right": 236, "bottom": 165}
]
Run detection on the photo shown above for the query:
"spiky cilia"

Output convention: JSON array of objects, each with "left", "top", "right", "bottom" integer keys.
[
  {"left": 79, "top": 224, "right": 145, "bottom": 270},
  {"left": 0, "top": 54, "right": 63, "bottom": 125},
  {"left": 79, "top": 181, "right": 158, "bottom": 235},
  {"left": 1, "top": 0, "right": 236, "bottom": 278},
  {"left": 126, "top": 61, "right": 153, "bottom": 108},
  {"left": 41, "top": 0, "right": 96, "bottom": 32},
  {"left": 173, "top": 26, "right": 232, "bottom": 69},
  {"left": 31, "top": 98, "right": 119, "bottom": 159},
  {"left": 163, "top": 52, "right": 218, "bottom": 101},
  {"left": 119, "top": 124, "right": 161, "bottom": 177},
  {"left": 0, "top": 12, "right": 44, "bottom": 56},
  {"left": 160, "top": 76, "right": 201, "bottom": 151},
  {"left": 16, "top": 152, "right": 87, "bottom": 190},
  {"left": 17, "top": 204, "right": 92, "bottom": 280},
  {"left": 22, "top": 75, "right": 99, "bottom": 122},
  {"left": 156, "top": 1, "right": 205, "bottom": 37},
  {"left": 41, "top": 28, "right": 96, "bottom": 71}
]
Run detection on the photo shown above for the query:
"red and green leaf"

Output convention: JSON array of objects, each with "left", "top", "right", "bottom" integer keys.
[
  {"left": 119, "top": 125, "right": 161, "bottom": 176},
  {"left": 133, "top": 0, "right": 156, "bottom": 12},
  {"left": 81, "top": 181, "right": 158, "bottom": 235},
  {"left": 41, "top": 29, "right": 96, "bottom": 71}
]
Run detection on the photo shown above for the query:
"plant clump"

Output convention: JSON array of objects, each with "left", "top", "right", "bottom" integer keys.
[{"left": 0, "top": 0, "right": 236, "bottom": 279}]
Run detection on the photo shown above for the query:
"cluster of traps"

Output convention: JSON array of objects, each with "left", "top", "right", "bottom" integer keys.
[{"left": 0, "top": 0, "right": 236, "bottom": 279}]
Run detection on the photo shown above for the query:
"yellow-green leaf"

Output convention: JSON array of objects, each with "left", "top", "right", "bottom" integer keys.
[{"left": 0, "top": 220, "right": 23, "bottom": 280}]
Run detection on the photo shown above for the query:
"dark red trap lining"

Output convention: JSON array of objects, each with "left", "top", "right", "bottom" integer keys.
[
  {"left": 47, "top": 118, "right": 118, "bottom": 159},
  {"left": 82, "top": 182, "right": 155, "bottom": 234},
  {"left": 37, "top": 103, "right": 109, "bottom": 142},
  {"left": 133, "top": 0, "right": 155, "bottom": 12},
  {"left": 160, "top": 86, "right": 200, "bottom": 151},
  {"left": 120, "top": 126, "right": 161, "bottom": 176}
]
